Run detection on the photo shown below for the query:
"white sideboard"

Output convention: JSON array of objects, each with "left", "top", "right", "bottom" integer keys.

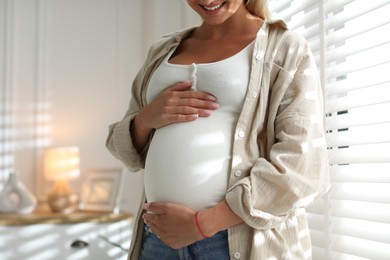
[{"left": 0, "top": 211, "right": 133, "bottom": 260}]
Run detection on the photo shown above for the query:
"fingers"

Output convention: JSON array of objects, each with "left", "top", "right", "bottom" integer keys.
[
  {"left": 175, "top": 96, "right": 219, "bottom": 110},
  {"left": 167, "top": 81, "right": 218, "bottom": 103},
  {"left": 168, "top": 81, "right": 193, "bottom": 91},
  {"left": 137, "top": 81, "right": 219, "bottom": 129},
  {"left": 167, "top": 87, "right": 219, "bottom": 120},
  {"left": 143, "top": 202, "right": 165, "bottom": 214},
  {"left": 142, "top": 202, "right": 200, "bottom": 248},
  {"left": 143, "top": 209, "right": 164, "bottom": 234},
  {"left": 142, "top": 210, "right": 156, "bottom": 226},
  {"left": 142, "top": 202, "right": 164, "bottom": 225},
  {"left": 164, "top": 103, "right": 217, "bottom": 121}
]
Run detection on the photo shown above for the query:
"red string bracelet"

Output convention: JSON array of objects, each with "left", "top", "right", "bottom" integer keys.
[{"left": 195, "top": 211, "right": 209, "bottom": 239}]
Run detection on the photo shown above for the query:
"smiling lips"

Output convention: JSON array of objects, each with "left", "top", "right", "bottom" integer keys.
[{"left": 201, "top": 2, "right": 225, "bottom": 11}]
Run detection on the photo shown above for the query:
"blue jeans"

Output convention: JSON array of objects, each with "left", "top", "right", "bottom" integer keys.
[{"left": 140, "top": 226, "right": 230, "bottom": 260}]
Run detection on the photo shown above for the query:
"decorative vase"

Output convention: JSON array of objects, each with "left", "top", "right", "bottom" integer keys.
[{"left": 0, "top": 171, "right": 37, "bottom": 214}]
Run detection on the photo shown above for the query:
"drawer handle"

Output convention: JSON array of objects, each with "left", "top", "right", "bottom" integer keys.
[{"left": 70, "top": 240, "right": 89, "bottom": 248}]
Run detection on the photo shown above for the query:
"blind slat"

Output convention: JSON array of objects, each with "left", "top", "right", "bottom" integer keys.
[
  {"left": 330, "top": 182, "right": 390, "bottom": 203},
  {"left": 324, "top": 0, "right": 354, "bottom": 12},
  {"left": 331, "top": 200, "right": 390, "bottom": 224},
  {"left": 272, "top": 1, "right": 318, "bottom": 23},
  {"left": 288, "top": 7, "right": 319, "bottom": 31},
  {"left": 329, "top": 164, "right": 390, "bottom": 183},
  {"left": 325, "top": 0, "right": 389, "bottom": 31},
  {"left": 325, "top": 17, "right": 390, "bottom": 51},
  {"left": 332, "top": 217, "right": 390, "bottom": 244},
  {"left": 326, "top": 123, "right": 390, "bottom": 147},
  {"left": 326, "top": 44, "right": 390, "bottom": 80},
  {"left": 268, "top": 1, "right": 291, "bottom": 14},
  {"left": 324, "top": 24, "right": 390, "bottom": 62},
  {"left": 328, "top": 144, "right": 390, "bottom": 164},
  {"left": 325, "top": 3, "right": 390, "bottom": 47},
  {"left": 293, "top": 23, "right": 319, "bottom": 41},
  {"left": 326, "top": 60, "right": 390, "bottom": 95},
  {"left": 325, "top": 84, "right": 390, "bottom": 113},
  {"left": 326, "top": 79, "right": 390, "bottom": 97},
  {"left": 332, "top": 252, "right": 372, "bottom": 260},
  {"left": 332, "top": 234, "right": 390, "bottom": 260},
  {"left": 325, "top": 103, "right": 390, "bottom": 130}
]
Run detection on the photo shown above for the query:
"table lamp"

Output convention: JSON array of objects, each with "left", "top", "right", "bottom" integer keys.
[{"left": 43, "top": 146, "right": 80, "bottom": 213}]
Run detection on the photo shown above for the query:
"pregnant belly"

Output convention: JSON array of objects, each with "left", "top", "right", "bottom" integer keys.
[{"left": 144, "top": 112, "right": 234, "bottom": 211}]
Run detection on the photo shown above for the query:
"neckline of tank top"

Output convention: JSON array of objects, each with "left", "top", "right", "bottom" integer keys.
[{"left": 164, "top": 40, "right": 255, "bottom": 68}]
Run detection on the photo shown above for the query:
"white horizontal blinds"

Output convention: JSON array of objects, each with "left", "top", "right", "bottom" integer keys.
[
  {"left": 268, "top": 1, "right": 329, "bottom": 259},
  {"left": 269, "top": 0, "right": 322, "bottom": 57},
  {"left": 325, "top": 0, "right": 390, "bottom": 259},
  {"left": 0, "top": 0, "right": 14, "bottom": 181},
  {"left": 270, "top": 0, "right": 390, "bottom": 259}
]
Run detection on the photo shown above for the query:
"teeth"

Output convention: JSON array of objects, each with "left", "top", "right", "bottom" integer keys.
[{"left": 203, "top": 3, "right": 223, "bottom": 11}]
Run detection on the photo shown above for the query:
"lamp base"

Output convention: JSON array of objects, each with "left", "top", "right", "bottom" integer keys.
[
  {"left": 47, "top": 192, "right": 79, "bottom": 213},
  {"left": 47, "top": 180, "right": 79, "bottom": 213}
]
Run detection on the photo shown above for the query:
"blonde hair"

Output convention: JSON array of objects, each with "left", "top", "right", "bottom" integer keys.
[{"left": 244, "top": 0, "right": 272, "bottom": 19}]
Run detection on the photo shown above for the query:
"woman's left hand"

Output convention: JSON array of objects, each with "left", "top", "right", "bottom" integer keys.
[{"left": 142, "top": 202, "right": 203, "bottom": 249}]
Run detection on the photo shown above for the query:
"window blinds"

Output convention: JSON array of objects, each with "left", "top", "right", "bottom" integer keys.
[
  {"left": 269, "top": 1, "right": 390, "bottom": 259},
  {"left": 0, "top": 0, "right": 13, "bottom": 181}
]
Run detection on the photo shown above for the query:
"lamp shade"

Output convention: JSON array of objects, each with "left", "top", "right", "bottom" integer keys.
[{"left": 44, "top": 146, "right": 80, "bottom": 181}]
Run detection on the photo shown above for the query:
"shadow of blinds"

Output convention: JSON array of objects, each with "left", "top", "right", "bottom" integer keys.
[
  {"left": 0, "top": 0, "right": 52, "bottom": 190},
  {"left": 0, "top": 0, "right": 13, "bottom": 185}
]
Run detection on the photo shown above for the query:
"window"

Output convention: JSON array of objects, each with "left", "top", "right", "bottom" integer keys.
[
  {"left": 0, "top": 0, "right": 13, "bottom": 181},
  {"left": 269, "top": 0, "right": 390, "bottom": 259}
]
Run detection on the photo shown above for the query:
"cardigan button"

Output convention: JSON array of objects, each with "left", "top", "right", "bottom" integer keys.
[
  {"left": 234, "top": 170, "right": 242, "bottom": 177},
  {"left": 234, "top": 252, "right": 241, "bottom": 259}
]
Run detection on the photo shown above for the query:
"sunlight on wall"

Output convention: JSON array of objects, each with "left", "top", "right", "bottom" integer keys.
[
  {"left": 0, "top": 100, "right": 52, "bottom": 191},
  {"left": 0, "top": 96, "right": 13, "bottom": 185},
  {"left": 0, "top": 0, "right": 53, "bottom": 193}
]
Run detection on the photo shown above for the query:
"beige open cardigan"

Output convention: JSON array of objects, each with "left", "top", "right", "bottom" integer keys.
[{"left": 106, "top": 19, "right": 330, "bottom": 260}]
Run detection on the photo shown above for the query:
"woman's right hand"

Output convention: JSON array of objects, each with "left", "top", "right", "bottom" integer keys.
[
  {"left": 130, "top": 81, "right": 219, "bottom": 151},
  {"left": 137, "top": 81, "right": 219, "bottom": 130}
]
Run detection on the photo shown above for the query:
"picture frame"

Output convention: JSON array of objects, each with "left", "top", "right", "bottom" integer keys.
[{"left": 79, "top": 168, "right": 124, "bottom": 213}]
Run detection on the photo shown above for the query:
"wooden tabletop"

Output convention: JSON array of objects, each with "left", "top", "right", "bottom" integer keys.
[{"left": 0, "top": 210, "right": 132, "bottom": 226}]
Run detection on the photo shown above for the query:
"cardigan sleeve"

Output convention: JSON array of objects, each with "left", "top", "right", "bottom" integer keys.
[
  {"left": 106, "top": 73, "right": 145, "bottom": 172},
  {"left": 105, "top": 36, "right": 176, "bottom": 172},
  {"left": 105, "top": 50, "right": 154, "bottom": 172},
  {"left": 226, "top": 38, "right": 330, "bottom": 230}
]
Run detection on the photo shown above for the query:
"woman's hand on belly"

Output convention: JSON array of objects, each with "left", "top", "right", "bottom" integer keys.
[
  {"left": 142, "top": 202, "right": 203, "bottom": 249},
  {"left": 132, "top": 81, "right": 219, "bottom": 152},
  {"left": 137, "top": 81, "right": 219, "bottom": 130},
  {"left": 142, "top": 200, "right": 243, "bottom": 249}
]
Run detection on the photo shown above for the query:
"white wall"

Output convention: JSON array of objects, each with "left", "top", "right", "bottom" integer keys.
[
  {"left": 143, "top": 0, "right": 200, "bottom": 48},
  {"left": 0, "top": 0, "right": 200, "bottom": 215}
]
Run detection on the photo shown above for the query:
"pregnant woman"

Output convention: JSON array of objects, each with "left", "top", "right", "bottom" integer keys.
[{"left": 106, "top": 0, "right": 330, "bottom": 259}]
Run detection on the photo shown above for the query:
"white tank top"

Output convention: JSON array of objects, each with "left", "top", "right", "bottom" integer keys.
[{"left": 144, "top": 41, "right": 254, "bottom": 211}]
